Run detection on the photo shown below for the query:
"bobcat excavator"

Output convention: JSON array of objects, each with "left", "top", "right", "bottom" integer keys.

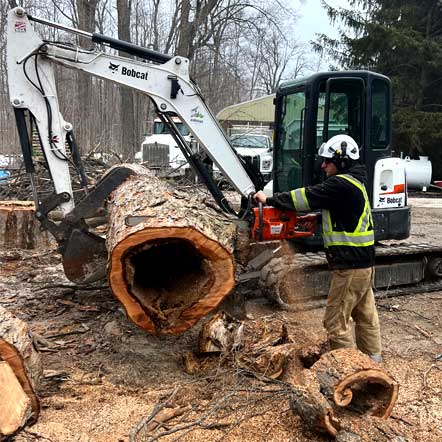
[{"left": 6, "top": 7, "right": 442, "bottom": 296}]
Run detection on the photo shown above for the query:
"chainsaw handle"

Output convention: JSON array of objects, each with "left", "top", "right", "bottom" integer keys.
[{"left": 257, "top": 201, "right": 263, "bottom": 241}]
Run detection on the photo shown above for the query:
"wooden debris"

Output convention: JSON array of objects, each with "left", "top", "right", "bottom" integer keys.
[
  {"left": 182, "top": 352, "right": 202, "bottom": 375},
  {"left": 198, "top": 311, "right": 242, "bottom": 353},
  {"left": 297, "top": 341, "right": 329, "bottom": 368},
  {"left": 414, "top": 324, "right": 432, "bottom": 338},
  {"left": 0, "top": 201, "right": 50, "bottom": 249},
  {"left": 232, "top": 322, "right": 292, "bottom": 379},
  {"left": 106, "top": 165, "right": 238, "bottom": 335},
  {"left": 290, "top": 369, "right": 341, "bottom": 435},
  {"left": 141, "top": 406, "right": 188, "bottom": 433},
  {"left": 0, "top": 157, "right": 110, "bottom": 202},
  {"left": 0, "top": 307, "right": 42, "bottom": 438},
  {"left": 290, "top": 348, "right": 399, "bottom": 437},
  {"left": 247, "top": 343, "right": 292, "bottom": 379}
]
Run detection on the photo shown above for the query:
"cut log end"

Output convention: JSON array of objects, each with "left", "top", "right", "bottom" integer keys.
[
  {"left": 0, "top": 309, "right": 42, "bottom": 437},
  {"left": 313, "top": 349, "right": 399, "bottom": 420},
  {"left": 0, "top": 361, "right": 33, "bottom": 437},
  {"left": 333, "top": 368, "right": 399, "bottom": 418},
  {"left": 109, "top": 227, "right": 235, "bottom": 335},
  {"left": 290, "top": 348, "right": 399, "bottom": 437}
]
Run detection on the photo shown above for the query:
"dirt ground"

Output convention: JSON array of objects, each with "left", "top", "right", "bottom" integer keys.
[{"left": 1, "top": 197, "right": 442, "bottom": 442}]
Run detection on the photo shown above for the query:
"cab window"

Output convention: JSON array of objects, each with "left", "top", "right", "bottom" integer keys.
[
  {"left": 317, "top": 83, "right": 363, "bottom": 149},
  {"left": 275, "top": 91, "right": 305, "bottom": 190},
  {"left": 371, "top": 79, "right": 389, "bottom": 150}
]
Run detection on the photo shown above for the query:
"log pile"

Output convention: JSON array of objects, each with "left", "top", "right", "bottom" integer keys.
[
  {"left": 290, "top": 348, "right": 399, "bottom": 437},
  {"left": 0, "top": 307, "right": 42, "bottom": 439},
  {"left": 0, "top": 157, "right": 111, "bottom": 202},
  {"left": 106, "top": 165, "right": 239, "bottom": 335}
]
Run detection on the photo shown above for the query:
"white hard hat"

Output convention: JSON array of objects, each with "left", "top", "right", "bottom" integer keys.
[{"left": 318, "top": 134, "right": 360, "bottom": 160}]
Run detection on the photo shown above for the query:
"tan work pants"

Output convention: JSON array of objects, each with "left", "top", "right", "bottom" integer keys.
[{"left": 323, "top": 267, "right": 381, "bottom": 356}]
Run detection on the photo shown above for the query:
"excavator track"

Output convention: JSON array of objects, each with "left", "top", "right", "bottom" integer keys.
[{"left": 257, "top": 242, "right": 442, "bottom": 310}]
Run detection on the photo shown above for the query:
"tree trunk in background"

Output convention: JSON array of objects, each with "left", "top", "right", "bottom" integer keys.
[
  {"left": 176, "top": 0, "right": 219, "bottom": 61},
  {"left": 176, "top": 0, "right": 191, "bottom": 58},
  {"left": 76, "top": 0, "right": 99, "bottom": 152},
  {"left": 117, "top": 0, "right": 136, "bottom": 160}
]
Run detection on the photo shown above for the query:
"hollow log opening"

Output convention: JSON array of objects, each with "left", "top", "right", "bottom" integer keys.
[
  {"left": 124, "top": 238, "right": 214, "bottom": 329},
  {"left": 335, "top": 380, "right": 394, "bottom": 417},
  {"left": 108, "top": 222, "right": 235, "bottom": 335}
]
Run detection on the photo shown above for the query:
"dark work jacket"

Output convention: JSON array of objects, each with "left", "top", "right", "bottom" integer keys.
[{"left": 267, "top": 165, "right": 375, "bottom": 269}]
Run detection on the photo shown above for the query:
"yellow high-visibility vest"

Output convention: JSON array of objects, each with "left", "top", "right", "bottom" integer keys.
[
  {"left": 322, "top": 174, "right": 374, "bottom": 248},
  {"left": 290, "top": 174, "right": 374, "bottom": 248}
]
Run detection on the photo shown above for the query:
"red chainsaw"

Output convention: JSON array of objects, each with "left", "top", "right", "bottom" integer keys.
[{"left": 250, "top": 202, "right": 316, "bottom": 241}]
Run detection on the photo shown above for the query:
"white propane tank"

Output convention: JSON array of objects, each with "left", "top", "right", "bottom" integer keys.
[{"left": 403, "top": 156, "right": 432, "bottom": 191}]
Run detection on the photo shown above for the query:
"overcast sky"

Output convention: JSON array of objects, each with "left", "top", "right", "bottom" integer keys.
[
  {"left": 288, "top": 0, "right": 350, "bottom": 71},
  {"left": 293, "top": 0, "right": 350, "bottom": 44}
]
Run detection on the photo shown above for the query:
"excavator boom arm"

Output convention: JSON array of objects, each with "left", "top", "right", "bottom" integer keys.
[{"left": 7, "top": 7, "right": 256, "bottom": 209}]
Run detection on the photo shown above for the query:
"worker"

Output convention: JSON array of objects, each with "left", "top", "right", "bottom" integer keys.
[{"left": 254, "top": 134, "right": 382, "bottom": 363}]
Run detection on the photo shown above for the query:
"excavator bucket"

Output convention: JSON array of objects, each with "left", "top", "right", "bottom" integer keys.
[{"left": 61, "top": 229, "right": 108, "bottom": 284}]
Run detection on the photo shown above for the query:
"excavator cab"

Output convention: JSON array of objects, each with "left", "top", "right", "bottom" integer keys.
[{"left": 272, "top": 70, "right": 410, "bottom": 242}]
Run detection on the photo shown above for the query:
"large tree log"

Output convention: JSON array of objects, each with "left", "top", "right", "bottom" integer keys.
[
  {"left": 106, "top": 165, "right": 238, "bottom": 335},
  {"left": 290, "top": 348, "right": 398, "bottom": 437},
  {"left": 0, "top": 307, "right": 42, "bottom": 438},
  {"left": 0, "top": 201, "right": 49, "bottom": 249}
]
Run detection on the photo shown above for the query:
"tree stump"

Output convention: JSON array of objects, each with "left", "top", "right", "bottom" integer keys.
[
  {"left": 0, "top": 307, "right": 42, "bottom": 438},
  {"left": 0, "top": 201, "right": 49, "bottom": 249},
  {"left": 106, "top": 165, "right": 238, "bottom": 335},
  {"left": 290, "top": 348, "right": 398, "bottom": 437}
]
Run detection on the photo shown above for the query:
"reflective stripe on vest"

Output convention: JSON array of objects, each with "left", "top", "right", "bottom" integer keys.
[
  {"left": 290, "top": 188, "right": 311, "bottom": 211},
  {"left": 322, "top": 174, "right": 374, "bottom": 248}
]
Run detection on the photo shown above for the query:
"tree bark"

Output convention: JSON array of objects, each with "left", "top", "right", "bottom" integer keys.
[
  {"left": 106, "top": 165, "right": 237, "bottom": 335},
  {"left": 290, "top": 348, "right": 398, "bottom": 437},
  {"left": 0, "top": 307, "right": 42, "bottom": 438},
  {"left": 0, "top": 201, "right": 50, "bottom": 249},
  {"left": 290, "top": 369, "right": 341, "bottom": 435}
]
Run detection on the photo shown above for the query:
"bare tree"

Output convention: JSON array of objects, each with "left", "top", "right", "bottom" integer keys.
[
  {"left": 75, "top": 0, "right": 99, "bottom": 152},
  {"left": 0, "top": 0, "right": 318, "bottom": 160},
  {"left": 117, "top": 0, "right": 136, "bottom": 159}
]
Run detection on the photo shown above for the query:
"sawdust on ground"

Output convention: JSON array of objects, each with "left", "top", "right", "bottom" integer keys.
[{"left": 0, "top": 197, "right": 441, "bottom": 441}]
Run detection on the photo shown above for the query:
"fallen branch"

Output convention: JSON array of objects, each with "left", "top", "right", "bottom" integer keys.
[
  {"left": 414, "top": 324, "right": 432, "bottom": 338},
  {"left": 35, "top": 284, "right": 108, "bottom": 292}
]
